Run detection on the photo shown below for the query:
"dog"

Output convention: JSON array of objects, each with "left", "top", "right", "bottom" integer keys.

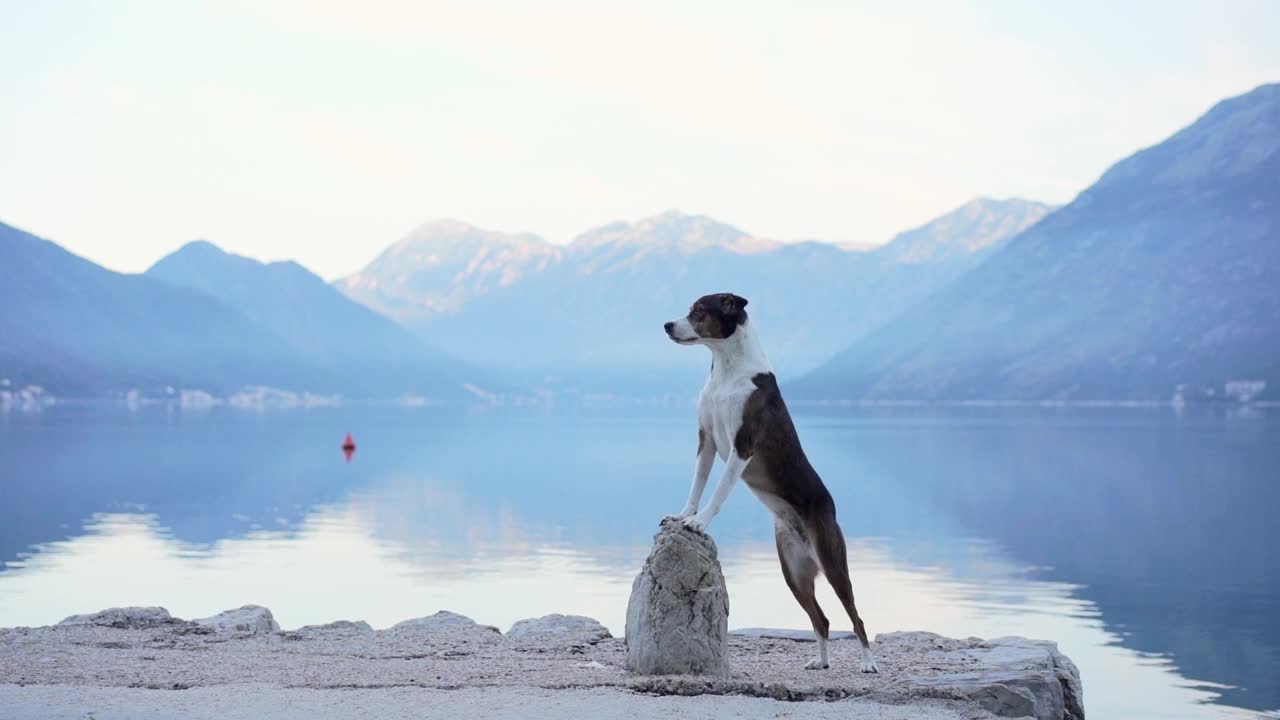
[{"left": 663, "top": 292, "right": 878, "bottom": 673}]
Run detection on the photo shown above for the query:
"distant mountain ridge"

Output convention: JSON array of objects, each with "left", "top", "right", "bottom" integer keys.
[
  {"left": 570, "top": 210, "right": 782, "bottom": 256},
  {"left": 334, "top": 199, "right": 1050, "bottom": 389},
  {"left": 0, "top": 222, "right": 327, "bottom": 396},
  {"left": 0, "top": 224, "right": 493, "bottom": 402},
  {"left": 794, "top": 82, "right": 1280, "bottom": 403},
  {"left": 338, "top": 220, "right": 557, "bottom": 317},
  {"left": 877, "top": 198, "right": 1055, "bottom": 264},
  {"left": 147, "top": 241, "right": 485, "bottom": 402}
]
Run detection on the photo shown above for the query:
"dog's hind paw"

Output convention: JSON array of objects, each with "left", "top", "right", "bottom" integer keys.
[
  {"left": 803, "top": 658, "right": 830, "bottom": 670},
  {"left": 860, "top": 648, "right": 879, "bottom": 673}
]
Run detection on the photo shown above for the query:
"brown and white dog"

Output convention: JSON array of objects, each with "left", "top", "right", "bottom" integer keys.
[{"left": 663, "top": 292, "right": 878, "bottom": 673}]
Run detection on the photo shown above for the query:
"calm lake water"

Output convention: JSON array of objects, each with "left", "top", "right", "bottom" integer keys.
[{"left": 0, "top": 405, "right": 1276, "bottom": 719}]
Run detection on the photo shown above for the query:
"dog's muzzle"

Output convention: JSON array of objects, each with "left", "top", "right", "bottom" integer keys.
[{"left": 665, "top": 320, "right": 698, "bottom": 344}]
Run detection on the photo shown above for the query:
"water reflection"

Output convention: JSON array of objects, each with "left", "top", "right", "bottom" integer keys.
[{"left": 0, "top": 407, "right": 1276, "bottom": 719}]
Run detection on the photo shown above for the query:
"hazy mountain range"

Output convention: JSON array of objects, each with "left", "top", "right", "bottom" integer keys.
[
  {"left": 2, "top": 83, "right": 1275, "bottom": 405},
  {"left": 335, "top": 199, "right": 1051, "bottom": 392}
]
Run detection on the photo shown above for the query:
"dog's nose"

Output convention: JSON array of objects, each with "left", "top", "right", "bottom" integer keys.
[{"left": 664, "top": 322, "right": 675, "bottom": 334}]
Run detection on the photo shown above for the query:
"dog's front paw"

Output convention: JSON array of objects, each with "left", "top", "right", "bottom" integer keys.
[
  {"left": 661, "top": 510, "right": 694, "bottom": 525},
  {"left": 803, "top": 658, "right": 830, "bottom": 670},
  {"left": 681, "top": 514, "right": 709, "bottom": 533}
]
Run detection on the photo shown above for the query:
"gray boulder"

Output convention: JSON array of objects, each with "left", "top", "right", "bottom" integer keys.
[
  {"left": 894, "top": 632, "right": 1085, "bottom": 720},
  {"left": 388, "top": 611, "right": 501, "bottom": 644},
  {"left": 58, "top": 607, "right": 176, "bottom": 629},
  {"left": 195, "top": 605, "right": 279, "bottom": 637},
  {"left": 506, "top": 614, "right": 611, "bottom": 649},
  {"left": 624, "top": 518, "right": 729, "bottom": 676},
  {"left": 288, "top": 620, "right": 374, "bottom": 638}
]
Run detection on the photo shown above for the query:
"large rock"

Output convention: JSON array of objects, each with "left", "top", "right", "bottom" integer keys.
[
  {"left": 624, "top": 518, "right": 729, "bottom": 676},
  {"left": 57, "top": 607, "right": 176, "bottom": 629},
  {"left": 284, "top": 620, "right": 374, "bottom": 640},
  {"left": 506, "top": 614, "right": 611, "bottom": 650},
  {"left": 194, "top": 606, "right": 279, "bottom": 637}
]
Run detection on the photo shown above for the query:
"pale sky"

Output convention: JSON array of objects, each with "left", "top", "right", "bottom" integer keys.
[{"left": 3, "top": 0, "right": 1278, "bottom": 280}]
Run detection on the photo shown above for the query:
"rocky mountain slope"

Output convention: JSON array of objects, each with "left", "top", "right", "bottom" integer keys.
[{"left": 796, "top": 83, "right": 1280, "bottom": 403}]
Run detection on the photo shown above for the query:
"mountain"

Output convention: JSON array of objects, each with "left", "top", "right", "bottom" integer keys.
[
  {"left": 336, "top": 220, "right": 559, "bottom": 324},
  {"left": 0, "top": 222, "right": 327, "bottom": 396},
  {"left": 876, "top": 198, "right": 1054, "bottom": 264},
  {"left": 335, "top": 203, "right": 1049, "bottom": 391},
  {"left": 795, "top": 83, "right": 1280, "bottom": 403},
  {"left": 569, "top": 210, "right": 783, "bottom": 258},
  {"left": 147, "top": 241, "right": 486, "bottom": 402}
]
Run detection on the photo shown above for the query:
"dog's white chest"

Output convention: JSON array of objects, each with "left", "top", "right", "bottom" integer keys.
[{"left": 698, "top": 373, "right": 756, "bottom": 461}]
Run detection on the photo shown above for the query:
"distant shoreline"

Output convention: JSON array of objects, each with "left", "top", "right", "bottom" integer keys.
[{"left": 3, "top": 386, "right": 1276, "bottom": 413}]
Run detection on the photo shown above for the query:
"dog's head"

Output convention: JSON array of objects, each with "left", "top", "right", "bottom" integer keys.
[{"left": 664, "top": 293, "right": 749, "bottom": 346}]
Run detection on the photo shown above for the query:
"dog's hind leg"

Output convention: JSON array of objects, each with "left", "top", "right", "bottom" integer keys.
[
  {"left": 810, "top": 510, "right": 879, "bottom": 673},
  {"left": 775, "top": 519, "right": 830, "bottom": 669}
]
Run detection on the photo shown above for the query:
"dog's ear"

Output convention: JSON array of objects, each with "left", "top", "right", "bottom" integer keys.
[{"left": 721, "top": 293, "right": 748, "bottom": 315}]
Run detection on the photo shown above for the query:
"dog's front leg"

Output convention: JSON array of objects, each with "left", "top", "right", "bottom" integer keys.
[
  {"left": 682, "top": 453, "right": 747, "bottom": 534},
  {"left": 666, "top": 429, "right": 716, "bottom": 522}
]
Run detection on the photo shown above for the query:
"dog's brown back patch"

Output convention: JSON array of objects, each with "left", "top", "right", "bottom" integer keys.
[{"left": 734, "top": 372, "right": 834, "bottom": 515}]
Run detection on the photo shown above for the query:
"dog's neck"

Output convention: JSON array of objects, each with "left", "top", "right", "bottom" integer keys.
[{"left": 707, "top": 317, "right": 772, "bottom": 382}]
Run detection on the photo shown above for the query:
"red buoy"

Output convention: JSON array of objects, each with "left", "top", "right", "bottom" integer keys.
[{"left": 342, "top": 433, "right": 356, "bottom": 462}]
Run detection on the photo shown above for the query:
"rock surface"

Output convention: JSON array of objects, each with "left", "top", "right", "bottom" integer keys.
[
  {"left": 624, "top": 518, "right": 730, "bottom": 676},
  {"left": 0, "top": 606, "right": 1084, "bottom": 719},
  {"left": 195, "top": 606, "right": 278, "bottom": 637},
  {"left": 899, "top": 633, "right": 1084, "bottom": 720},
  {"left": 507, "top": 614, "right": 611, "bottom": 650}
]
